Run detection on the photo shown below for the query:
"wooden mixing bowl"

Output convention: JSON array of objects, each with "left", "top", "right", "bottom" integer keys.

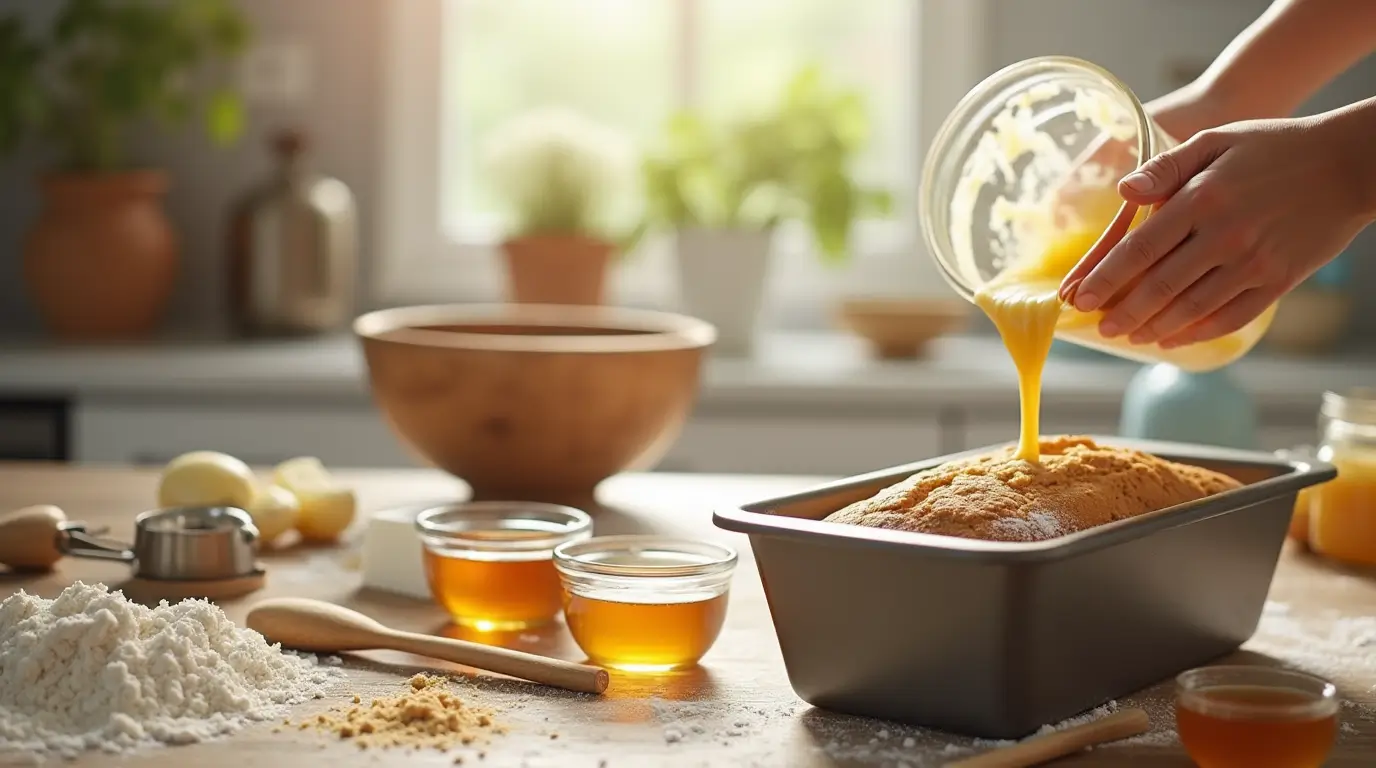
[
  {"left": 354, "top": 304, "right": 716, "bottom": 503},
  {"left": 835, "top": 298, "right": 970, "bottom": 359}
]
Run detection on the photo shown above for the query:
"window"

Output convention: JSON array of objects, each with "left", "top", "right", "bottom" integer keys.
[{"left": 377, "top": 0, "right": 989, "bottom": 327}]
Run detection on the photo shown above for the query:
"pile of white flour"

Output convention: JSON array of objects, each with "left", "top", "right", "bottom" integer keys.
[{"left": 0, "top": 582, "right": 341, "bottom": 759}]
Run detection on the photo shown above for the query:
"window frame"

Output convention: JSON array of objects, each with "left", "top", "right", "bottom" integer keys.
[{"left": 372, "top": 0, "right": 991, "bottom": 316}]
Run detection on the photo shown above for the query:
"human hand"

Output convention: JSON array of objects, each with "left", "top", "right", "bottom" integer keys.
[
  {"left": 1145, "top": 80, "right": 1237, "bottom": 145},
  {"left": 1043, "top": 85, "right": 1229, "bottom": 267},
  {"left": 1059, "top": 81, "right": 1233, "bottom": 192},
  {"left": 1057, "top": 110, "right": 1375, "bottom": 349}
]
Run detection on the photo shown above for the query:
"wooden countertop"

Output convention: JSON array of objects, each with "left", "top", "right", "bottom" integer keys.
[{"left": 2, "top": 463, "right": 1374, "bottom": 767}]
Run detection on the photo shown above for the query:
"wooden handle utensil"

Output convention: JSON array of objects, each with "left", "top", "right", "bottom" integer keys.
[
  {"left": 0, "top": 505, "right": 67, "bottom": 571},
  {"left": 945, "top": 707, "right": 1150, "bottom": 768},
  {"left": 245, "top": 597, "right": 609, "bottom": 695}
]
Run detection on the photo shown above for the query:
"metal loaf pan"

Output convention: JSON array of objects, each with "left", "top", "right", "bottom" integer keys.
[{"left": 713, "top": 437, "right": 1336, "bottom": 739}]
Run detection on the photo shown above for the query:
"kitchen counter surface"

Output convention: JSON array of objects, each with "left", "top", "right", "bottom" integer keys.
[
  {"left": 0, "top": 332, "right": 1371, "bottom": 414},
  {"left": 2, "top": 463, "right": 1375, "bottom": 767}
]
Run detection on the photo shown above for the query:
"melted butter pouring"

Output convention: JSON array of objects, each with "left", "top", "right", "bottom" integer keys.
[
  {"left": 974, "top": 227, "right": 1104, "bottom": 464},
  {"left": 976, "top": 278, "right": 1064, "bottom": 464},
  {"left": 976, "top": 176, "right": 1276, "bottom": 464}
]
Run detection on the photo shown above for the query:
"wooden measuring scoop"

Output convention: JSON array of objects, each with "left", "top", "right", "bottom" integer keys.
[{"left": 246, "top": 597, "right": 609, "bottom": 695}]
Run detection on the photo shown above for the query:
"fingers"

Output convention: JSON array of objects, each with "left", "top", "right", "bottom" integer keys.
[
  {"left": 1058, "top": 200, "right": 1140, "bottom": 302},
  {"left": 1095, "top": 233, "right": 1225, "bottom": 339},
  {"left": 1058, "top": 130, "right": 1231, "bottom": 310},
  {"left": 1126, "top": 264, "right": 1250, "bottom": 344},
  {"left": 1070, "top": 196, "right": 1194, "bottom": 312},
  {"left": 1159, "top": 287, "right": 1280, "bottom": 348},
  {"left": 1119, "top": 129, "right": 1227, "bottom": 205}
]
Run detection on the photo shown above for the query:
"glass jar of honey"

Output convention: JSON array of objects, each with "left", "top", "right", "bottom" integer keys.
[
  {"left": 1308, "top": 389, "right": 1376, "bottom": 566},
  {"left": 416, "top": 501, "right": 592, "bottom": 631},
  {"left": 919, "top": 55, "right": 1275, "bottom": 372},
  {"left": 554, "top": 535, "right": 737, "bottom": 672},
  {"left": 1176, "top": 665, "right": 1338, "bottom": 768}
]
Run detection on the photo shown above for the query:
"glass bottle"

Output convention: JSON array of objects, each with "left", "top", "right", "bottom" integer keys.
[
  {"left": 227, "top": 128, "right": 358, "bottom": 336},
  {"left": 1307, "top": 390, "right": 1376, "bottom": 565}
]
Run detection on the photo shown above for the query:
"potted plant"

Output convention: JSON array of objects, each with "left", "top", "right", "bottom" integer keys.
[
  {"left": 0, "top": 0, "right": 250, "bottom": 341},
  {"left": 640, "top": 64, "right": 893, "bottom": 355},
  {"left": 483, "top": 108, "right": 637, "bottom": 306}
]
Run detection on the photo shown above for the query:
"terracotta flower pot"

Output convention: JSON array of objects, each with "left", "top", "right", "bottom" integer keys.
[
  {"left": 501, "top": 234, "right": 614, "bottom": 306},
  {"left": 22, "top": 171, "right": 179, "bottom": 341}
]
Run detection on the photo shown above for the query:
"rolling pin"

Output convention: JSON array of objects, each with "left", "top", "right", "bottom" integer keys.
[
  {"left": 946, "top": 707, "right": 1150, "bottom": 768},
  {"left": 246, "top": 597, "right": 610, "bottom": 695},
  {"left": 0, "top": 505, "right": 67, "bottom": 571}
]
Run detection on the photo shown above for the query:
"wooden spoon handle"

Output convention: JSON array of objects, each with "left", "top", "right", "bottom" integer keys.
[
  {"left": 945, "top": 707, "right": 1150, "bottom": 768},
  {"left": 383, "top": 628, "right": 609, "bottom": 695},
  {"left": 0, "top": 506, "right": 66, "bottom": 570}
]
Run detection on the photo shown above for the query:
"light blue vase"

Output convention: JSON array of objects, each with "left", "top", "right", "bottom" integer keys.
[{"left": 1119, "top": 363, "right": 1258, "bottom": 450}]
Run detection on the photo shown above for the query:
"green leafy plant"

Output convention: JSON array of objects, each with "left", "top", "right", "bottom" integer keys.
[
  {"left": 483, "top": 107, "right": 640, "bottom": 249},
  {"left": 640, "top": 63, "right": 894, "bottom": 264},
  {"left": 0, "top": 0, "right": 251, "bottom": 173}
]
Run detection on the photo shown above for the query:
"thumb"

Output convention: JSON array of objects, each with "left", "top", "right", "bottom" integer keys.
[{"left": 1118, "top": 130, "right": 1224, "bottom": 204}]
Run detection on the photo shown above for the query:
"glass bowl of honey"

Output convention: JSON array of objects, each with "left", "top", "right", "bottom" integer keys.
[
  {"left": 416, "top": 501, "right": 592, "bottom": 631},
  {"left": 1175, "top": 665, "right": 1339, "bottom": 768},
  {"left": 553, "top": 535, "right": 737, "bottom": 672}
]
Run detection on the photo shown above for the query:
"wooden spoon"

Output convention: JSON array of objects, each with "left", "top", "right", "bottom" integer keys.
[
  {"left": 945, "top": 707, "right": 1150, "bottom": 768},
  {"left": 0, "top": 505, "right": 67, "bottom": 571},
  {"left": 246, "top": 597, "right": 609, "bottom": 695}
]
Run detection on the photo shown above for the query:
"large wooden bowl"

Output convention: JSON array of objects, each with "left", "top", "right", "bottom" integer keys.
[{"left": 355, "top": 304, "right": 716, "bottom": 503}]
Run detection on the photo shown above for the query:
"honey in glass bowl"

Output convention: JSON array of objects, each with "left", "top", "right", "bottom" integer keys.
[
  {"left": 416, "top": 501, "right": 591, "bottom": 631},
  {"left": 554, "top": 535, "right": 737, "bottom": 672},
  {"left": 1175, "top": 665, "right": 1339, "bottom": 768}
]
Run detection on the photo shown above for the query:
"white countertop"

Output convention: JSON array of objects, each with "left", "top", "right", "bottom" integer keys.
[{"left": 0, "top": 332, "right": 1368, "bottom": 414}]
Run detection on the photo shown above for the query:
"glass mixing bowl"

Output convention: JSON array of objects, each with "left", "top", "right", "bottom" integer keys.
[{"left": 919, "top": 55, "right": 1275, "bottom": 372}]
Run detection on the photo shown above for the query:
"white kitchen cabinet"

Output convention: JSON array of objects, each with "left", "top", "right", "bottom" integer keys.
[
  {"left": 74, "top": 401, "right": 419, "bottom": 468},
  {"left": 960, "top": 409, "right": 1316, "bottom": 456},
  {"left": 956, "top": 407, "right": 1122, "bottom": 453},
  {"left": 74, "top": 402, "right": 942, "bottom": 478},
  {"left": 70, "top": 397, "right": 1315, "bottom": 479},
  {"left": 660, "top": 414, "right": 943, "bottom": 476},
  {"left": 1257, "top": 426, "right": 1318, "bottom": 453}
]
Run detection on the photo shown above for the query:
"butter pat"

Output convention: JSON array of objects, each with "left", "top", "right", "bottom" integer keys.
[{"left": 359, "top": 505, "right": 434, "bottom": 600}]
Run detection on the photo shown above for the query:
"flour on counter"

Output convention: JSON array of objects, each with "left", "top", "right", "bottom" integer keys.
[
  {"left": 0, "top": 582, "right": 342, "bottom": 760},
  {"left": 1255, "top": 601, "right": 1376, "bottom": 694},
  {"left": 802, "top": 697, "right": 1182, "bottom": 766}
]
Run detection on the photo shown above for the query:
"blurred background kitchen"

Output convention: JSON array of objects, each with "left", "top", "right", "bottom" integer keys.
[{"left": 0, "top": 0, "right": 1372, "bottom": 474}]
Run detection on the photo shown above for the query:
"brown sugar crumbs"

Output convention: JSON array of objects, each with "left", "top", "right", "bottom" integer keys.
[{"left": 285, "top": 673, "right": 505, "bottom": 752}]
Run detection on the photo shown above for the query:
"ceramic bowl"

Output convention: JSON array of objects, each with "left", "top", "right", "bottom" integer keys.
[
  {"left": 354, "top": 304, "right": 715, "bottom": 502},
  {"left": 835, "top": 298, "right": 970, "bottom": 359}
]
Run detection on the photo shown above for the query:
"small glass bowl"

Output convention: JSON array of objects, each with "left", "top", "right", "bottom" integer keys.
[
  {"left": 553, "top": 535, "right": 738, "bottom": 672},
  {"left": 415, "top": 501, "right": 592, "bottom": 631},
  {"left": 1175, "top": 665, "right": 1339, "bottom": 768}
]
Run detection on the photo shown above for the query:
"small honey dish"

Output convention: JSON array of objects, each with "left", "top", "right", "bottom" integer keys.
[
  {"left": 553, "top": 535, "right": 737, "bottom": 672},
  {"left": 1175, "top": 665, "right": 1339, "bottom": 768},
  {"left": 416, "top": 501, "right": 591, "bottom": 631}
]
